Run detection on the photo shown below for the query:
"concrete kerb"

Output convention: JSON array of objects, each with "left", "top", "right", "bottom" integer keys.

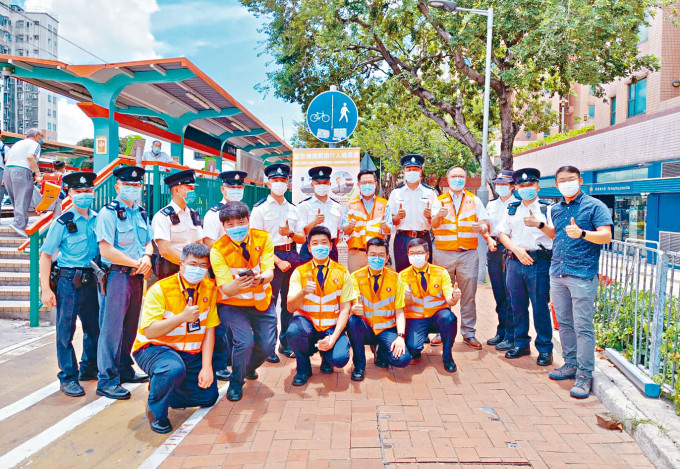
[{"left": 552, "top": 330, "right": 680, "bottom": 469}]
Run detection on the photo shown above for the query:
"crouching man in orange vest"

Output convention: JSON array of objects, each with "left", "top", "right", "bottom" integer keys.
[
  {"left": 132, "top": 243, "right": 219, "bottom": 434},
  {"left": 286, "top": 226, "right": 357, "bottom": 386},
  {"left": 347, "top": 237, "right": 411, "bottom": 381},
  {"left": 210, "top": 201, "right": 277, "bottom": 402},
  {"left": 400, "top": 238, "right": 462, "bottom": 373}
]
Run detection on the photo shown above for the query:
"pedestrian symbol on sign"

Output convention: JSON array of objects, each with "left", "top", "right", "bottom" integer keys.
[{"left": 339, "top": 103, "right": 350, "bottom": 123}]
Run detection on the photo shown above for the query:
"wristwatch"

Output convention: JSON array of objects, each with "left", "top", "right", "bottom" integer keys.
[
  {"left": 538, "top": 221, "right": 545, "bottom": 229},
  {"left": 580, "top": 230, "right": 587, "bottom": 238},
  {"left": 397, "top": 332, "right": 405, "bottom": 338}
]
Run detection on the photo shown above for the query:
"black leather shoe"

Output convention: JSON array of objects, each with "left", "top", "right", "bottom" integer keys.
[
  {"left": 411, "top": 350, "right": 422, "bottom": 359},
  {"left": 266, "top": 353, "right": 280, "bottom": 364},
  {"left": 226, "top": 382, "right": 243, "bottom": 401},
  {"left": 537, "top": 352, "right": 553, "bottom": 366},
  {"left": 120, "top": 372, "right": 149, "bottom": 384},
  {"left": 292, "top": 373, "right": 309, "bottom": 386},
  {"left": 96, "top": 385, "right": 131, "bottom": 400},
  {"left": 351, "top": 368, "right": 365, "bottom": 381},
  {"left": 443, "top": 360, "right": 457, "bottom": 373},
  {"left": 215, "top": 369, "right": 232, "bottom": 381},
  {"left": 146, "top": 404, "right": 172, "bottom": 434},
  {"left": 505, "top": 346, "right": 531, "bottom": 359},
  {"left": 245, "top": 371, "right": 259, "bottom": 380},
  {"left": 279, "top": 344, "right": 295, "bottom": 358},
  {"left": 60, "top": 381, "right": 85, "bottom": 397},
  {"left": 78, "top": 370, "right": 98, "bottom": 381},
  {"left": 486, "top": 334, "right": 503, "bottom": 346},
  {"left": 320, "top": 362, "right": 333, "bottom": 374},
  {"left": 494, "top": 340, "right": 514, "bottom": 351},
  {"left": 374, "top": 359, "right": 389, "bottom": 369}
]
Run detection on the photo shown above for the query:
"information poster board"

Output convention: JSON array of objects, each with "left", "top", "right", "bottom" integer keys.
[{"left": 291, "top": 148, "right": 361, "bottom": 205}]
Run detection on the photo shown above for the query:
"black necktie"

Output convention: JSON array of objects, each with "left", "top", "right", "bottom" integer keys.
[
  {"left": 240, "top": 242, "right": 250, "bottom": 261},
  {"left": 419, "top": 271, "right": 427, "bottom": 291},
  {"left": 186, "top": 288, "right": 195, "bottom": 302},
  {"left": 373, "top": 274, "right": 381, "bottom": 293},
  {"left": 317, "top": 265, "right": 325, "bottom": 288}
]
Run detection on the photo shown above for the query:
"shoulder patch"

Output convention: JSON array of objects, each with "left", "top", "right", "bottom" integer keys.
[
  {"left": 105, "top": 200, "right": 120, "bottom": 211},
  {"left": 209, "top": 202, "right": 224, "bottom": 213},
  {"left": 253, "top": 196, "right": 267, "bottom": 208},
  {"left": 507, "top": 201, "right": 521, "bottom": 216},
  {"left": 160, "top": 206, "right": 176, "bottom": 217},
  {"left": 56, "top": 212, "right": 75, "bottom": 225}
]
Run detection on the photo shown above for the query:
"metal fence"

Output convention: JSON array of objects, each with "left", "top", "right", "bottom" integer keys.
[{"left": 597, "top": 239, "right": 680, "bottom": 393}]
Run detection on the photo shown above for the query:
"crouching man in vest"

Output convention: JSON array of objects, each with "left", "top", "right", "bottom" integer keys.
[
  {"left": 132, "top": 243, "right": 219, "bottom": 434},
  {"left": 210, "top": 201, "right": 277, "bottom": 402},
  {"left": 347, "top": 237, "right": 411, "bottom": 381},
  {"left": 400, "top": 238, "right": 462, "bottom": 373},
  {"left": 286, "top": 226, "right": 357, "bottom": 386}
]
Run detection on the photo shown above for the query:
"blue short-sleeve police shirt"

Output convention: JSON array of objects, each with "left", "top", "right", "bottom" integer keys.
[
  {"left": 40, "top": 208, "right": 99, "bottom": 268},
  {"left": 95, "top": 196, "right": 152, "bottom": 265},
  {"left": 549, "top": 191, "right": 613, "bottom": 279}
]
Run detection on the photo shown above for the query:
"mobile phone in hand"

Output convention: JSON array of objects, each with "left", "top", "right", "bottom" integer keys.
[{"left": 239, "top": 269, "right": 254, "bottom": 277}]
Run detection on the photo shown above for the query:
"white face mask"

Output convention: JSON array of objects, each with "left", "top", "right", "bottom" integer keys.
[
  {"left": 558, "top": 180, "right": 580, "bottom": 198},
  {"left": 408, "top": 253, "right": 427, "bottom": 269},
  {"left": 404, "top": 170, "right": 421, "bottom": 184},
  {"left": 226, "top": 187, "right": 244, "bottom": 201},
  {"left": 270, "top": 181, "right": 287, "bottom": 196},
  {"left": 314, "top": 184, "right": 330, "bottom": 197}
]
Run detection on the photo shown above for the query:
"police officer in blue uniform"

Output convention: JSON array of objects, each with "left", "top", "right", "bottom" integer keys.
[
  {"left": 95, "top": 166, "right": 153, "bottom": 400},
  {"left": 39, "top": 172, "right": 100, "bottom": 397}
]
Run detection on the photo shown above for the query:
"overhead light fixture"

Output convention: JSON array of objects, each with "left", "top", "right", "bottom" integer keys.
[
  {"left": 427, "top": 1, "right": 458, "bottom": 12},
  {"left": 672, "top": 79, "right": 680, "bottom": 88},
  {"left": 185, "top": 92, "right": 210, "bottom": 110}
]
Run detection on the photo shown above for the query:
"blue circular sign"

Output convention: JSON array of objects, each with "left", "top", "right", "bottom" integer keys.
[{"left": 306, "top": 90, "right": 358, "bottom": 144}]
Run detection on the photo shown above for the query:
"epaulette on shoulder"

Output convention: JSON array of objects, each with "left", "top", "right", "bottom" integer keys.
[
  {"left": 300, "top": 196, "right": 312, "bottom": 203},
  {"left": 160, "top": 206, "right": 175, "bottom": 217},
  {"left": 507, "top": 201, "right": 521, "bottom": 214},
  {"left": 329, "top": 197, "right": 341, "bottom": 205},
  {"left": 395, "top": 183, "right": 405, "bottom": 189},
  {"left": 56, "top": 211, "right": 75, "bottom": 225},
  {"left": 421, "top": 183, "right": 434, "bottom": 190},
  {"left": 253, "top": 196, "right": 267, "bottom": 208},
  {"left": 538, "top": 199, "right": 552, "bottom": 206},
  {"left": 209, "top": 202, "right": 224, "bottom": 213},
  {"left": 105, "top": 200, "right": 120, "bottom": 211}
]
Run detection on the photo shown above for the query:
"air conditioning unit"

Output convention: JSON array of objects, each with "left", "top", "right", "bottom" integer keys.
[
  {"left": 659, "top": 231, "right": 680, "bottom": 254},
  {"left": 661, "top": 161, "right": 680, "bottom": 178}
]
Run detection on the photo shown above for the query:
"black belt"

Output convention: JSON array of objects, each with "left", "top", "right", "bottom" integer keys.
[
  {"left": 274, "top": 243, "right": 296, "bottom": 252},
  {"left": 109, "top": 264, "right": 139, "bottom": 275},
  {"left": 398, "top": 230, "right": 429, "bottom": 238},
  {"left": 58, "top": 267, "right": 93, "bottom": 279},
  {"left": 507, "top": 249, "right": 552, "bottom": 261}
]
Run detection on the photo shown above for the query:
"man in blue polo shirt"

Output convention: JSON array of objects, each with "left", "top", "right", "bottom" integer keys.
[{"left": 547, "top": 165, "right": 612, "bottom": 399}]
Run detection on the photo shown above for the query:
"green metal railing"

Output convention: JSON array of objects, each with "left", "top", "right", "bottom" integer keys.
[{"left": 25, "top": 160, "right": 277, "bottom": 326}]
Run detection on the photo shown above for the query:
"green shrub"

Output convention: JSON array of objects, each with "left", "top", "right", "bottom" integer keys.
[{"left": 513, "top": 125, "right": 595, "bottom": 154}]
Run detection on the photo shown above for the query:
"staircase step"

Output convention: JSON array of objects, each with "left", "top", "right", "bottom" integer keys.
[
  {"left": 0, "top": 271, "right": 31, "bottom": 284},
  {"left": 0, "top": 285, "right": 30, "bottom": 300},
  {"left": 0, "top": 236, "right": 27, "bottom": 247},
  {"left": 0, "top": 247, "right": 30, "bottom": 259},
  {"left": 0, "top": 299, "right": 50, "bottom": 321},
  {"left": 0, "top": 259, "right": 31, "bottom": 270}
]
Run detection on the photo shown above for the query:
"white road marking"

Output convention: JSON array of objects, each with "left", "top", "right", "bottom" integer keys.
[
  {"left": 138, "top": 382, "right": 230, "bottom": 469},
  {"left": 0, "top": 380, "right": 60, "bottom": 422},
  {"left": 0, "top": 331, "right": 55, "bottom": 356},
  {"left": 0, "top": 383, "right": 141, "bottom": 469}
]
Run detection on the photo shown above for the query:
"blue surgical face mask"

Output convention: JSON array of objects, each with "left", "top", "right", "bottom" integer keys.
[
  {"left": 311, "top": 244, "right": 330, "bottom": 261},
  {"left": 184, "top": 189, "right": 197, "bottom": 207},
  {"left": 39, "top": 138, "right": 44, "bottom": 146},
  {"left": 152, "top": 147, "right": 160, "bottom": 155},
  {"left": 517, "top": 186, "right": 537, "bottom": 201},
  {"left": 496, "top": 185, "right": 511, "bottom": 198},
  {"left": 227, "top": 224, "right": 249, "bottom": 242},
  {"left": 72, "top": 192, "right": 94, "bottom": 209},
  {"left": 120, "top": 185, "right": 141, "bottom": 202},
  {"left": 360, "top": 184, "right": 375, "bottom": 197},
  {"left": 226, "top": 187, "right": 244, "bottom": 202},
  {"left": 183, "top": 265, "right": 207, "bottom": 285},
  {"left": 404, "top": 170, "right": 421, "bottom": 184},
  {"left": 367, "top": 256, "right": 386, "bottom": 271},
  {"left": 448, "top": 177, "right": 466, "bottom": 191}
]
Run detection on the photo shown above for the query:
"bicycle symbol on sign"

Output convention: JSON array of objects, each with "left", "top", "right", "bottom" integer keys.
[{"left": 309, "top": 111, "right": 331, "bottom": 123}]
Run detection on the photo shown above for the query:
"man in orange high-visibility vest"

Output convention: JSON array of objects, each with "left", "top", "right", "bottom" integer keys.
[
  {"left": 133, "top": 243, "right": 219, "bottom": 434},
  {"left": 286, "top": 226, "right": 357, "bottom": 386}
]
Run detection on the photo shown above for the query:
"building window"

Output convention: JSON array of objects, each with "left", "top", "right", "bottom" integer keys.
[
  {"left": 47, "top": 95, "right": 51, "bottom": 103},
  {"left": 639, "top": 11, "right": 650, "bottom": 43},
  {"left": 610, "top": 97, "right": 617, "bottom": 126},
  {"left": 47, "top": 109, "right": 51, "bottom": 117},
  {"left": 53, "top": 125, "right": 56, "bottom": 131},
  {"left": 596, "top": 166, "right": 648, "bottom": 183},
  {"left": 47, "top": 123, "right": 51, "bottom": 130},
  {"left": 628, "top": 78, "right": 647, "bottom": 117},
  {"left": 525, "top": 131, "right": 531, "bottom": 139},
  {"left": 48, "top": 38, "right": 51, "bottom": 46},
  {"left": 588, "top": 105, "right": 595, "bottom": 119}
]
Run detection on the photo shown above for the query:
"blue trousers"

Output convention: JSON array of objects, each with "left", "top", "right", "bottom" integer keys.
[
  {"left": 55, "top": 275, "right": 100, "bottom": 383},
  {"left": 487, "top": 246, "right": 513, "bottom": 340},
  {"left": 286, "top": 316, "right": 350, "bottom": 376},
  {"left": 506, "top": 257, "right": 553, "bottom": 353},
  {"left": 217, "top": 303, "right": 277, "bottom": 383},
  {"left": 212, "top": 323, "right": 233, "bottom": 371},
  {"left": 346, "top": 315, "right": 411, "bottom": 370},
  {"left": 133, "top": 344, "right": 218, "bottom": 421},
  {"left": 271, "top": 249, "right": 302, "bottom": 346},
  {"left": 394, "top": 231, "right": 432, "bottom": 272},
  {"left": 405, "top": 308, "right": 457, "bottom": 361},
  {"left": 97, "top": 271, "right": 143, "bottom": 389},
  {"left": 299, "top": 242, "right": 338, "bottom": 264}
]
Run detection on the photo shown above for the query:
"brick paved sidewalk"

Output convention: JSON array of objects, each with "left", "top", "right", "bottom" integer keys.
[{"left": 162, "top": 285, "right": 653, "bottom": 469}]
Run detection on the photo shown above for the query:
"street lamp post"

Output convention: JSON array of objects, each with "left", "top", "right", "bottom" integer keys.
[{"left": 427, "top": 1, "right": 494, "bottom": 204}]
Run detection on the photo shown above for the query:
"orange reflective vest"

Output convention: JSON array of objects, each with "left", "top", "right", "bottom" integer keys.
[
  {"left": 432, "top": 190, "right": 479, "bottom": 251},
  {"left": 212, "top": 229, "right": 272, "bottom": 311},
  {"left": 399, "top": 264, "right": 449, "bottom": 319},
  {"left": 346, "top": 196, "right": 387, "bottom": 249},
  {"left": 41, "top": 172, "right": 63, "bottom": 194},
  {"left": 132, "top": 274, "right": 217, "bottom": 354},
  {"left": 296, "top": 260, "right": 348, "bottom": 332},
  {"left": 352, "top": 266, "right": 399, "bottom": 333}
]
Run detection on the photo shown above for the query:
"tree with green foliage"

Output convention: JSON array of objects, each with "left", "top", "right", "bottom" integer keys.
[{"left": 241, "top": 0, "right": 665, "bottom": 183}]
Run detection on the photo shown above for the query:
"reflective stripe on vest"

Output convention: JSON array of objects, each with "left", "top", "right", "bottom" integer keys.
[
  {"left": 432, "top": 191, "right": 479, "bottom": 251},
  {"left": 399, "top": 265, "right": 449, "bottom": 319},
  {"left": 132, "top": 274, "right": 217, "bottom": 354},
  {"left": 296, "top": 260, "right": 347, "bottom": 332},
  {"left": 346, "top": 196, "right": 387, "bottom": 249},
  {"left": 353, "top": 266, "right": 399, "bottom": 333},
  {"left": 213, "top": 229, "right": 272, "bottom": 311}
]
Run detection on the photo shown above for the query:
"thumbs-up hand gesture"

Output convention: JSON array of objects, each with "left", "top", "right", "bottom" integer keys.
[
  {"left": 404, "top": 283, "right": 414, "bottom": 304},
  {"left": 347, "top": 214, "right": 357, "bottom": 230},
  {"left": 436, "top": 205, "right": 448, "bottom": 219},
  {"left": 423, "top": 201, "right": 432, "bottom": 219},
  {"left": 279, "top": 219, "right": 291, "bottom": 236},
  {"left": 180, "top": 296, "right": 200, "bottom": 324},
  {"left": 304, "top": 272, "right": 316, "bottom": 294},
  {"left": 565, "top": 217, "right": 583, "bottom": 239},
  {"left": 352, "top": 300, "right": 364, "bottom": 316},
  {"left": 452, "top": 281, "right": 462, "bottom": 302},
  {"left": 523, "top": 209, "right": 541, "bottom": 228},
  {"left": 397, "top": 203, "right": 406, "bottom": 220},
  {"left": 314, "top": 209, "right": 325, "bottom": 226}
]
